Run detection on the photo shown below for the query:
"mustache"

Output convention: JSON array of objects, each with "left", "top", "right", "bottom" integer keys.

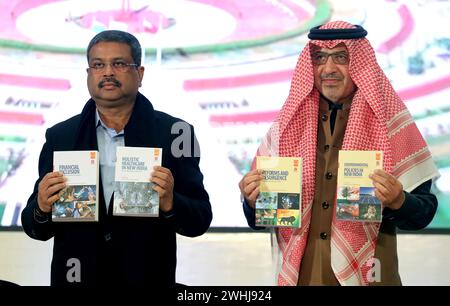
[
  {"left": 320, "top": 73, "right": 343, "bottom": 81},
  {"left": 98, "top": 77, "right": 122, "bottom": 88}
]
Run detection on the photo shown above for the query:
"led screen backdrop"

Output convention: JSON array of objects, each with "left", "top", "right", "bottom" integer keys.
[{"left": 0, "top": 0, "right": 449, "bottom": 228}]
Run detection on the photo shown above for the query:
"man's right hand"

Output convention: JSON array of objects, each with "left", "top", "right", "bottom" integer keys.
[
  {"left": 238, "top": 169, "right": 264, "bottom": 209},
  {"left": 37, "top": 172, "right": 66, "bottom": 213}
]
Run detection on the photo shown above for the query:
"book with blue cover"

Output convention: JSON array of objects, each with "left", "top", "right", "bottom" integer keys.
[
  {"left": 52, "top": 151, "right": 99, "bottom": 222},
  {"left": 113, "top": 146, "right": 162, "bottom": 217}
]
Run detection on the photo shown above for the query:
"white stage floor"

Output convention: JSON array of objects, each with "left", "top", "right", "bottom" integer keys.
[{"left": 1, "top": 231, "right": 449, "bottom": 286}]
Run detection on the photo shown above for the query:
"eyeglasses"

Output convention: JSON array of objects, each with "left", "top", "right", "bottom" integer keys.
[
  {"left": 311, "top": 51, "right": 349, "bottom": 65},
  {"left": 88, "top": 61, "right": 138, "bottom": 74}
]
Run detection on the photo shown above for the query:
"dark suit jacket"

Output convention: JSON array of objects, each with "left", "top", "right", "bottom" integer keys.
[{"left": 21, "top": 93, "right": 212, "bottom": 287}]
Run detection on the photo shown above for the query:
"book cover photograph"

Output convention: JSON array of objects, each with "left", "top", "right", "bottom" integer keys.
[
  {"left": 255, "top": 156, "right": 302, "bottom": 228},
  {"left": 113, "top": 146, "right": 162, "bottom": 217},
  {"left": 336, "top": 150, "right": 383, "bottom": 222},
  {"left": 52, "top": 151, "right": 99, "bottom": 222}
]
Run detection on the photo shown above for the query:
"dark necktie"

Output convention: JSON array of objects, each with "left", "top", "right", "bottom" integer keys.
[{"left": 328, "top": 101, "right": 343, "bottom": 135}]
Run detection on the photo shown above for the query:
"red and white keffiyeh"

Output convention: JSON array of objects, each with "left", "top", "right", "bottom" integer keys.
[{"left": 256, "top": 21, "right": 439, "bottom": 286}]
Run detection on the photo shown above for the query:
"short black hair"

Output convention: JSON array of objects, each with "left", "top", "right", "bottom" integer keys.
[{"left": 87, "top": 30, "right": 142, "bottom": 66}]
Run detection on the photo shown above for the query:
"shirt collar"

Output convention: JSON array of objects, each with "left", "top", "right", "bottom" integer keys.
[{"left": 95, "top": 109, "right": 125, "bottom": 137}]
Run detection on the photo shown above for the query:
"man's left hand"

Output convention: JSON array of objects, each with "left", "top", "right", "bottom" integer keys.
[
  {"left": 369, "top": 169, "right": 405, "bottom": 210},
  {"left": 151, "top": 166, "right": 174, "bottom": 213}
]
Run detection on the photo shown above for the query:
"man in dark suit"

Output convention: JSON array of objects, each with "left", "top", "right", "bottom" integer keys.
[{"left": 21, "top": 30, "right": 212, "bottom": 287}]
